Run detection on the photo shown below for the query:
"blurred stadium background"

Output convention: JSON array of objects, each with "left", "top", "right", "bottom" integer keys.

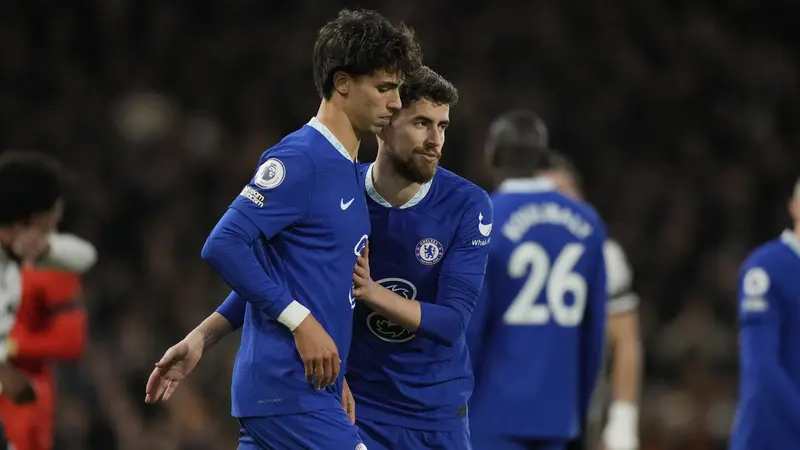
[{"left": 1, "top": 0, "right": 798, "bottom": 449}]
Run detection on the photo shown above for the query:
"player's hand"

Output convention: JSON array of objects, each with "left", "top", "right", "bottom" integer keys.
[
  {"left": 11, "top": 229, "right": 50, "bottom": 266},
  {"left": 144, "top": 337, "right": 203, "bottom": 404},
  {"left": 342, "top": 378, "right": 356, "bottom": 424},
  {"left": 2, "top": 339, "right": 17, "bottom": 360},
  {"left": 352, "top": 242, "right": 376, "bottom": 300},
  {"left": 0, "top": 363, "right": 36, "bottom": 404},
  {"left": 293, "top": 314, "right": 340, "bottom": 390}
]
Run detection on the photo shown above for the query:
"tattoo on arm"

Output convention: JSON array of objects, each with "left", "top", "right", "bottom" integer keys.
[
  {"left": 200, "top": 325, "right": 221, "bottom": 350},
  {"left": 195, "top": 313, "right": 234, "bottom": 351}
]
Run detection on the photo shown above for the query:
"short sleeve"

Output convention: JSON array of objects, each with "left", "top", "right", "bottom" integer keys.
[
  {"left": 229, "top": 148, "right": 315, "bottom": 240},
  {"left": 603, "top": 239, "right": 639, "bottom": 315}
]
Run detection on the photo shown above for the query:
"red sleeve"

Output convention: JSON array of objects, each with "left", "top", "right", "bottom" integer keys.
[{"left": 11, "top": 270, "right": 87, "bottom": 361}]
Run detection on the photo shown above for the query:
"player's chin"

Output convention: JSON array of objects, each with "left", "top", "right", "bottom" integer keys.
[
  {"left": 413, "top": 164, "right": 436, "bottom": 183},
  {"left": 372, "top": 116, "right": 391, "bottom": 130},
  {"left": 367, "top": 123, "right": 386, "bottom": 134},
  {"left": 412, "top": 160, "right": 438, "bottom": 181}
]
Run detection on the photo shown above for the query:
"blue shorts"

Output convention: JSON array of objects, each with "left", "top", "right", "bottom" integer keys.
[
  {"left": 471, "top": 436, "right": 567, "bottom": 450},
  {"left": 237, "top": 409, "right": 364, "bottom": 450},
  {"left": 357, "top": 417, "right": 471, "bottom": 450}
]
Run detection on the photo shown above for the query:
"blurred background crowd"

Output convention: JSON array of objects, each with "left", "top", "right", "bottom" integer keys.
[{"left": 1, "top": 0, "right": 797, "bottom": 449}]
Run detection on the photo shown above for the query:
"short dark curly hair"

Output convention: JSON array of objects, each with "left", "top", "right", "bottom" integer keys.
[
  {"left": 313, "top": 9, "right": 423, "bottom": 100},
  {"left": 399, "top": 66, "right": 459, "bottom": 108},
  {"left": 0, "top": 151, "right": 66, "bottom": 226},
  {"left": 485, "top": 110, "right": 550, "bottom": 172}
]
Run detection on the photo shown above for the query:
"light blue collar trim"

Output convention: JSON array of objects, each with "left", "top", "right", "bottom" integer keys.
[
  {"left": 497, "top": 177, "right": 555, "bottom": 193},
  {"left": 365, "top": 163, "right": 432, "bottom": 209},
  {"left": 307, "top": 117, "right": 353, "bottom": 162},
  {"left": 780, "top": 230, "right": 800, "bottom": 259}
]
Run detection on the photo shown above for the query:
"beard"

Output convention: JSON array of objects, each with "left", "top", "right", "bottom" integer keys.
[{"left": 386, "top": 147, "right": 439, "bottom": 184}]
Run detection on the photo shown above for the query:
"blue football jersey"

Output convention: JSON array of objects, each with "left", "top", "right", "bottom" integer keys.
[
  {"left": 731, "top": 230, "right": 800, "bottom": 449},
  {"left": 467, "top": 178, "right": 607, "bottom": 440},
  {"left": 204, "top": 118, "right": 370, "bottom": 418},
  {"left": 345, "top": 163, "right": 493, "bottom": 431}
]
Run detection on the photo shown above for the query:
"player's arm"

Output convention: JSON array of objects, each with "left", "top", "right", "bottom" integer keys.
[
  {"left": 466, "top": 281, "right": 492, "bottom": 379},
  {"left": 201, "top": 150, "right": 314, "bottom": 330},
  {"left": 8, "top": 270, "right": 87, "bottom": 361},
  {"left": 36, "top": 233, "right": 97, "bottom": 273},
  {"left": 737, "top": 258, "right": 800, "bottom": 428},
  {"left": 603, "top": 241, "right": 642, "bottom": 449},
  {"left": 148, "top": 291, "right": 357, "bottom": 416},
  {"left": 144, "top": 309, "right": 235, "bottom": 403},
  {"left": 604, "top": 311, "right": 641, "bottom": 448},
  {"left": 354, "top": 191, "right": 493, "bottom": 346},
  {"left": 580, "top": 230, "right": 608, "bottom": 423},
  {"left": 200, "top": 150, "right": 341, "bottom": 388},
  {"left": 607, "top": 313, "right": 641, "bottom": 404}
]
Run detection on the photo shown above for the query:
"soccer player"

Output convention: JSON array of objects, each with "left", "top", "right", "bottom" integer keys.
[
  {"left": 0, "top": 268, "right": 87, "bottom": 450},
  {"left": 0, "top": 151, "right": 97, "bottom": 447},
  {"left": 536, "top": 150, "right": 641, "bottom": 450},
  {"left": 467, "top": 110, "right": 607, "bottom": 450},
  {"left": 146, "top": 9, "right": 422, "bottom": 449},
  {"left": 147, "top": 66, "right": 493, "bottom": 449},
  {"left": 730, "top": 178, "right": 800, "bottom": 449}
]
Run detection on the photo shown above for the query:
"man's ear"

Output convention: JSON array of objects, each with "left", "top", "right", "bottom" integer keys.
[
  {"left": 789, "top": 197, "right": 800, "bottom": 223},
  {"left": 332, "top": 71, "right": 351, "bottom": 96}
]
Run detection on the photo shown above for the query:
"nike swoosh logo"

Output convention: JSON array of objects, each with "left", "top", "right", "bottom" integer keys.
[
  {"left": 341, "top": 198, "right": 355, "bottom": 210},
  {"left": 478, "top": 212, "right": 492, "bottom": 237}
]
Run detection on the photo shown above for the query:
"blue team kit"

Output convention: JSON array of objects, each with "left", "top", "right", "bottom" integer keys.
[
  {"left": 348, "top": 162, "right": 491, "bottom": 449},
  {"left": 204, "top": 118, "right": 370, "bottom": 449},
  {"left": 467, "top": 178, "right": 607, "bottom": 449},
  {"left": 213, "top": 117, "right": 494, "bottom": 449},
  {"left": 730, "top": 230, "right": 800, "bottom": 450}
]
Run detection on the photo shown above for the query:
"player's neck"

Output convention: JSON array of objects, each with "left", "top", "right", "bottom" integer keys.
[
  {"left": 794, "top": 225, "right": 800, "bottom": 242},
  {"left": 315, "top": 102, "right": 360, "bottom": 160},
  {"left": 493, "top": 169, "right": 534, "bottom": 188},
  {"left": 372, "top": 155, "right": 422, "bottom": 207}
]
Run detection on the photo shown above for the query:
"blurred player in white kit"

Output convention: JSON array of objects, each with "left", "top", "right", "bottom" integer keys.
[{"left": 536, "top": 149, "right": 642, "bottom": 450}]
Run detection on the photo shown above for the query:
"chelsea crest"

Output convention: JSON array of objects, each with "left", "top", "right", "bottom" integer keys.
[{"left": 415, "top": 238, "right": 444, "bottom": 265}]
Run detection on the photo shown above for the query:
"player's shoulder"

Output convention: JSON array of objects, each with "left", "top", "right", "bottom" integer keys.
[
  {"left": 564, "top": 194, "right": 604, "bottom": 227},
  {"left": 742, "top": 237, "right": 794, "bottom": 269},
  {"left": 603, "top": 238, "right": 628, "bottom": 264},
  {"left": 741, "top": 235, "right": 800, "bottom": 280},
  {"left": 249, "top": 128, "right": 323, "bottom": 189},
  {"left": 738, "top": 235, "right": 800, "bottom": 305},
  {"left": 604, "top": 238, "right": 634, "bottom": 289},
  {"left": 543, "top": 190, "right": 606, "bottom": 235},
  {"left": 260, "top": 126, "right": 321, "bottom": 162},
  {"left": 433, "top": 167, "right": 490, "bottom": 208}
]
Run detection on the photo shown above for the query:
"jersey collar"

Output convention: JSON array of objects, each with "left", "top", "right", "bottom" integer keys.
[
  {"left": 781, "top": 230, "right": 800, "bottom": 259},
  {"left": 307, "top": 117, "right": 353, "bottom": 162},
  {"left": 365, "top": 163, "right": 432, "bottom": 209},
  {"left": 496, "top": 177, "right": 555, "bottom": 193}
]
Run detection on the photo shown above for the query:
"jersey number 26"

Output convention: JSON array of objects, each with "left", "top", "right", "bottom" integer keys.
[{"left": 503, "top": 242, "right": 587, "bottom": 327}]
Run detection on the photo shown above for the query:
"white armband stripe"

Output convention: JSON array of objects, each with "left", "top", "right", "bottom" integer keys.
[{"left": 277, "top": 300, "right": 311, "bottom": 331}]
